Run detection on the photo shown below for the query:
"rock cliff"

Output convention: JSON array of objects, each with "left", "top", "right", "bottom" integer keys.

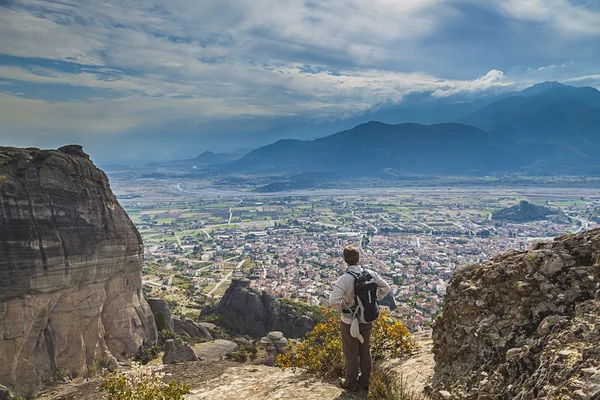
[
  {"left": 0, "top": 146, "right": 157, "bottom": 397},
  {"left": 206, "top": 279, "right": 315, "bottom": 338},
  {"left": 432, "top": 229, "right": 600, "bottom": 399}
]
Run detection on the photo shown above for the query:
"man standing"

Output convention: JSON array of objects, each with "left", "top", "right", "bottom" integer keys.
[{"left": 329, "top": 245, "right": 391, "bottom": 392}]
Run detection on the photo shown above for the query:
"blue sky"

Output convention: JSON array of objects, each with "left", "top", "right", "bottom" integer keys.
[{"left": 1, "top": 0, "right": 600, "bottom": 163}]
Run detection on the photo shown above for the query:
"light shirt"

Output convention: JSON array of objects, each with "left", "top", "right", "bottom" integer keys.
[{"left": 328, "top": 265, "right": 391, "bottom": 324}]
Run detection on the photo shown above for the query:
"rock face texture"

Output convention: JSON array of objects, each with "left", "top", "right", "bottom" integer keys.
[
  {"left": 162, "top": 338, "right": 198, "bottom": 364},
  {"left": 208, "top": 279, "right": 315, "bottom": 338},
  {"left": 147, "top": 298, "right": 175, "bottom": 332},
  {"left": 432, "top": 229, "right": 600, "bottom": 399},
  {"left": 174, "top": 318, "right": 213, "bottom": 341},
  {"left": 195, "top": 340, "right": 239, "bottom": 361},
  {"left": 0, "top": 146, "right": 157, "bottom": 397}
]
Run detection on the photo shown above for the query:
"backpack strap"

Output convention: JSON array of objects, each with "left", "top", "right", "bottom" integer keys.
[{"left": 346, "top": 270, "right": 360, "bottom": 279}]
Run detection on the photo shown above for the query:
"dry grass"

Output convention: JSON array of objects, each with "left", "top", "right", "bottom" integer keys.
[{"left": 368, "top": 368, "right": 427, "bottom": 400}]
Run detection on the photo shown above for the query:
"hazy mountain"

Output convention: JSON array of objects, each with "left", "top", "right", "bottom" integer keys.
[
  {"left": 459, "top": 82, "right": 600, "bottom": 174},
  {"left": 217, "top": 82, "right": 600, "bottom": 178},
  {"left": 148, "top": 151, "right": 240, "bottom": 169},
  {"left": 223, "top": 122, "right": 520, "bottom": 176}
]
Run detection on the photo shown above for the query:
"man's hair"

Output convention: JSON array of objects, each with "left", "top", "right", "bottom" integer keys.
[{"left": 343, "top": 245, "right": 360, "bottom": 265}]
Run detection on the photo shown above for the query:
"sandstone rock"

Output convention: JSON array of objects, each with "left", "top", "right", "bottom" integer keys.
[
  {"left": 432, "top": 229, "right": 600, "bottom": 399},
  {"left": 200, "top": 322, "right": 217, "bottom": 330},
  {"left": 174, "top": 317, "right": 213, "bottom": 341},
  {"left": 437, "top": 390, "right": 452, "bottom": 399},
  {"left": 148, "top": 298, "right": 175, "bottom": 332},
  {"left": 0, "top": 146, "right": 157, "bottom": 397},
  {"left": 163, "top": 338, "right": 198, "bottom": 364},
  {"left": 195, "top": 340, "right": 239, "bottom": 360},
  {"left": 267, "top": 331, "right": 289, "bottom": 353},
  {"left": 257, "top": 331, "right": 289, "bottom": 366},
  {"left": 208, "top": 279, "right": 314, "bottom": 338},
  {"left": 234, "top": 337, "right": 252, "bottom": 348}
]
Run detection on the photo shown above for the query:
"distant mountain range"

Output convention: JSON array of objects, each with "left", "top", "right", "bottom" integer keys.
[
  {"left": 148, "top": 150, "right": 243, "bottom": 169},
  {"left": 214, "top": 82, "right": 600, "bottom": 177}
]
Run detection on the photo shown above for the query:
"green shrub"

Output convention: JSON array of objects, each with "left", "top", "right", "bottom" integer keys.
[
  {"left": 86, "top": 363, "right": 98, "bottom": 378},
  {"left": 101, "top": 363, "right": 190, "bottom": 400},
  {"left": 155, "top": 312, "right": 167, "bottom": 332},
  {"left": 276, "top": 309, "right": 414, "bottom": 380},
  {"left": 134, "top": 346, "right": 162, "bottom": 365}
]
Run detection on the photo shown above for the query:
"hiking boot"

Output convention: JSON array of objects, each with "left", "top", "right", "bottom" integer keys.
[
  {"left": 357, "top": 377, "right": 369, "bottom": 391},
  {"left": 339, "top": 378, "right": 360, "bottom": 392}
]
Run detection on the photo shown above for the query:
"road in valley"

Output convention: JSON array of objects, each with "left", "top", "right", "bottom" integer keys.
[{"left": 207, "top": 258, "right": 245, "bottom": 297}]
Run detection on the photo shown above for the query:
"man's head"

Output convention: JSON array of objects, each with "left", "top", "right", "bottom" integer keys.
[{"left": 343, "top": 245, "right": 360, "bottom": 266}]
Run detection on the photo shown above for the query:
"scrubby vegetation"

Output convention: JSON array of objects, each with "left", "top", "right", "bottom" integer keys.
[
  {"left": 492, "top": 200, "right": 558, "bottom": 223},
  {"left": 275, "top": 308, "right": 414, "bottom": 379},
  {"left": 101, "top": 362, "right": 190, "bottom": 400},
  {"left": 225, "top": 345, "right": 258, "bottom": 363},
  {"left": 368, "top": 369, "right": 425, "bottom": 400}
]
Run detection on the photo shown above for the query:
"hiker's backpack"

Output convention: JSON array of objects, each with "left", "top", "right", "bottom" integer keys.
[{"left": 347, "top": 269, "right": 380, "bottom": 324}]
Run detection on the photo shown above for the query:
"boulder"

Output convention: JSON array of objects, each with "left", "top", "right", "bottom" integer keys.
[
  {"left": 195, "top": 339, "right": 239, "bottom": 361},
  {"left": 0, "top": 146, "right": 157, "bottom": 397},
  {"left": 432, "top": 229, "right": 600, "bottom": 399},
  {"left": 162, "top": 338, "right": 198, "bottom": 364},
  {"left": 234, "top": 337, "right": 252, "bottom": 348},
  {"left": 173, "top": 317, "right": 213, "bottom": 341},
  {"left": 267, "top": 331, "right": 289, "bottom": 353},
  {"left": 258, "top": 331, "right": 289, "bottom": 366}
]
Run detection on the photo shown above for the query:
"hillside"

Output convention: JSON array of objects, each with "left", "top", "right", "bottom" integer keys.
[
  {"left": 206, "top": 82, "right": 600, "bottom": 178},
  {"left": 492, "top": 200, "right": 559, "bottom": 223},
  {"left": 224, "top": 122, "right": 518, "bottom": 176}
]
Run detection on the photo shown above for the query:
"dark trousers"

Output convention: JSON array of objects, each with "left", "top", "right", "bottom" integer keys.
[{"left": 340, "top": 321, "right": 373, "bottom": 385}]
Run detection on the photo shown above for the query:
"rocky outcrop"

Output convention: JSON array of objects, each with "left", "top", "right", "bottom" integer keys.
[
  {"left": 258, "top": 331, "right": 289, "bottom": 366},
  {"left": 207, "top": 279, "right": 315, "bottom": 338},
  {"left": 174, "top": 317, "right": 213, "bottom": 341},
  {"left": 147, "top": 297, "right": 212, "bottom": 340},
  {"left": 195, "top": 340, "right": 239, "bottom": 361},
  {"left": 432, "top": 229, "right": 600, "bottom": 399},
  {"left": 213, "top": 279, "right": 280, "bottom": 336},
  {"left": 0, "top": 146, "right": 157, "bottom": 397},
  {"left": 148, "top": 298, "right": 175, "bottom": 332},
  {"left": 162, "top": 338, "right": 198, "bottom": 364}
]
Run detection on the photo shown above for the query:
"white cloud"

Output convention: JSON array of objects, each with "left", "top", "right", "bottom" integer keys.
[
  {"left": 0, "top": 0, "right": 598, "bottom": 156},
  {"left": 432, "top": 70, "right": 513, "bottom": 97},
  {"left": 494, "top": 0, "right": 600, "bottom": 36}
]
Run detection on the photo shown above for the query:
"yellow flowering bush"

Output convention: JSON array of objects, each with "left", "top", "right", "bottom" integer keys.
[
  {"left": 275, "top": 308, "right": 414, "bottom": 379},
  {"left": 101, "top": 362, "right": 190, "bottom": 400}
]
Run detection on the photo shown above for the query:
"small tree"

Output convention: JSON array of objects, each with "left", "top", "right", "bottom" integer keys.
[
  {"left": 275, "top": 308, "right": 414, "bottom": 379},
  {"left": 101, "top": 363, "right": 190, "bottom": 400}
]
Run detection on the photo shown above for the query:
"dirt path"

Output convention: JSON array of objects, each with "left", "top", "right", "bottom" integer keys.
[{"left": 39, "top": 361, "right": 366, "bottom": 400}]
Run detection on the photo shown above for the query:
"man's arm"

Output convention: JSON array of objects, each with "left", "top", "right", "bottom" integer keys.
[
  {"left": 374, "top": 272, "right": 391, "bottom": 300},
  {"left": 329, "top": 277, "right": 347, "bottom": 312}
]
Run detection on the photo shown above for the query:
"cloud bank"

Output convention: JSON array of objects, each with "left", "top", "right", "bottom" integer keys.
[{"left": 0, "top": 0, "right": 599, "bottom": 162}]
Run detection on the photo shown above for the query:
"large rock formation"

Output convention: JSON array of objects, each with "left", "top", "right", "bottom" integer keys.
[
  {"left": 432, "top": 229, "right": 600, "bottom": 399},
  {"left": 0, "top": 146, "right": 157, "bottom": 397},
  {"left": 206, "top": 279, "right": 315, "bottom": 338},
  {"left": 147, "top": 298, "right": 175, "bottom": 332}
]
